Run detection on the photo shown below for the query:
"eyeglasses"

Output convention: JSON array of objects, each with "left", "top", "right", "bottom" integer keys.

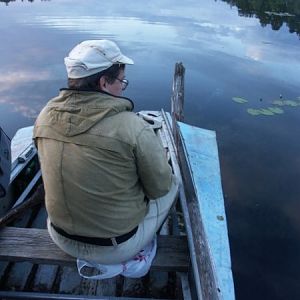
[{"left": 114, "top": 78, "right": 129, "bottom": 90}]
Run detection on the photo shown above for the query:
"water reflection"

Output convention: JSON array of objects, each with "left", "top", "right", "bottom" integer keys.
[
  {"left": 221, "top": 0, "right": 300, "bottom": 37},
  {"left": 4, "top": 0, "right": 300, "bottom": 39},
  {"left": 10, "top": 0, "right": 299, "bottom": 87},
  {"left": 1, "top": 0, "right": 50, "bottom": 4},
  {"left": 0, "top": 70, "right": 51, "bottom": 93},
  {"left": 33, "top": 16, "right": 178, "bottom": 43},
  {"left": 0, "top": 70, "right": 52, "bottom": 117}
]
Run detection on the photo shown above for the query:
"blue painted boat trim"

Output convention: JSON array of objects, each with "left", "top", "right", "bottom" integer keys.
[{"left": 178, "top": 121, "right": 235, "bottom": 300}]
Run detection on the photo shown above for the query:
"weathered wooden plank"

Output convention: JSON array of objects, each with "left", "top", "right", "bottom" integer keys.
[
  {"left": 177, "top": 122, "right": 235, "bottom": 300},
  {"left": 32, "top": 264, "right": 59, "bottom": 292},
  {"left": 0, "top": 204, "right": 35, "bottom": 287},
  {"left": 0, "top": 227, "right": 189, "bottom": 272},
  {"left": 5, "top": 261, "right": 34, "bottom": 290},
  {"left": 95, "top": 277, "right": 118, "bottom": 296},
  {"left": 58, "top": 266, "right": 82, "bottom": 294},
  {"left": 179, "top": 272, "right": 192, "bottom": 300},
  {"left": 161, "top": 110, "right": 203, "bottom": 300},
  {"left": 31, "top": 206, "right": 60, "bottom": 292},
  {"left": 122, "top": 277, "right": 145, "bottom": 298},
  {"left": 0, "top": 261, "right": 8, "bottom": 282},
  {"left": 149, "top": 216, "right": 170, "bottom": 297},
  {"left": 78, "top": 270, "right": 117, "bottom": 296},
  {"left": 0, "top": 290, "right": 170, "bottom": 300},
  {"left": 58, "top": 260, "right": 117, "bottom": 297},
  {"left": 1, "top": 206, "right": 37, "bottom": 291},
  {"left": 6, "top": 205, "right": 48, "bottom": 291},
  {"left": 4, "top": 204, "right": 48, "bottom": 291},
  {"left": 78, "top": 268, "right": 99, "bottom": 295}
]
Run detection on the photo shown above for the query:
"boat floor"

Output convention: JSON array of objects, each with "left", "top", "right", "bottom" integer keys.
[{"left": 0, "top": 203, "right": 185, "bottom": 299}]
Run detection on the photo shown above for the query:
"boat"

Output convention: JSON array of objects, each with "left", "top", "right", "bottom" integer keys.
[
  {"left": 0, "top": 63, "right": 235, "bottom": 300},
  {"left": 0, "top": 125, "right": 40, "bottom": 217}
]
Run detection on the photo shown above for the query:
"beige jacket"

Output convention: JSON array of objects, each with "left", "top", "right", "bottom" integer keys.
[{"left": 34, "top": 90, "right": 172, "bottom": 238}]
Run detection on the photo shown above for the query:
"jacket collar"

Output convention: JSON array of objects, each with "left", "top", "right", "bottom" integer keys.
[{"left": 60, "top": 88, "right": 135, "bottom": 111}]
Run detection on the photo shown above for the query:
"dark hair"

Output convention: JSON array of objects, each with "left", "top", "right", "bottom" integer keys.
[{"left": 68, "top": 64, "right": 125, "bottom": 91}]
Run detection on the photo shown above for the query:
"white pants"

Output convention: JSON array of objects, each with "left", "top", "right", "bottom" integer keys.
[{"left": 48, "top": 174, "right": 179, "bottom": 264}]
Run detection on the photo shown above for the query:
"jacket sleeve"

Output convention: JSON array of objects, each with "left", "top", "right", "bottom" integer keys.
[{"left": 135, "top": 125, "right": 172, "bottom": 199}]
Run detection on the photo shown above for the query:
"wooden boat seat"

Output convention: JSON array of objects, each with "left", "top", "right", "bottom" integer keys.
[{"left": 0, "top": 226, "right": 189, "bottom": 272}]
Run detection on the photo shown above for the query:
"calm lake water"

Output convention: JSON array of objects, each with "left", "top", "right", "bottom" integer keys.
[{"left": 1, "top": 0, "right": 300, "bottom": 299}]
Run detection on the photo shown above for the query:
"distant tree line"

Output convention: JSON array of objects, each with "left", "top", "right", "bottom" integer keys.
[
  {"left": 1, "top": 0, "right": 50, "bottom": 5},
  {"left": 221, "top": 0, "right": 300, "bottom": 37}
]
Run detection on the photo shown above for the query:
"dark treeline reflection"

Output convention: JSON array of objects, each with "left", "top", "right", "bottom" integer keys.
[
  {"left": 221, "top": 0, "right": 300, "bottom": 37},
  {"left": 1, "top": 0, "right": 50, "bottom": 5}
]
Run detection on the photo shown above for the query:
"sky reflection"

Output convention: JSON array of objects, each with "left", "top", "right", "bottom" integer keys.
[
  {"left": 0, "top": 0, "right": 299, "bottom": 138},
  {"left": 0, "top": 70, "right": 51, "bottom": 92},
  {"left": 10, "top": 0, "right": 298, "bottom": 87}
]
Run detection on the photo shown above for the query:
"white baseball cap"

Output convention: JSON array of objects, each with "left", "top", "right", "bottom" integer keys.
[{"left": 64, "top": 40, "right": 134, "bottom": 79}]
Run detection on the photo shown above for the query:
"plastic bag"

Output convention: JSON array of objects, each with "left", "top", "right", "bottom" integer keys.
[{"left": 77, "top": 236, "right": 157, "bottom": 279}]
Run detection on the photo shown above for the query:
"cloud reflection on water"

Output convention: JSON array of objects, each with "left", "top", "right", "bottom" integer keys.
[
  {"left": 33, "top": 16, "right": 178, "bottom": 45},
  {"left": 0, "top": 70, "right": 51, "bottom": 92},
  {"left": 17, "top": 1, "right": 299, "bottom": 82},
  {"left": 0, "top": 69, "right": 54, "bottom": 118},
  {"left": 1, "top": 0, "right": 299, "bottom": 124}
]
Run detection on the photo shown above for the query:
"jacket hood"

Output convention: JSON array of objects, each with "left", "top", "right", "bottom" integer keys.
[{"left": 41, "top": 89, "right": 134, "bottom": 137}]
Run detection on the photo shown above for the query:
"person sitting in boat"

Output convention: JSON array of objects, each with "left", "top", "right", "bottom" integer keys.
[{"left": 33, "top": 40, "right": 179, "bottom": 265}]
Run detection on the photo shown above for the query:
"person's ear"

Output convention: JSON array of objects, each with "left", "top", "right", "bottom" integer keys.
[{"left": 99, "top": 76, "right": 107, "bottom": 90}]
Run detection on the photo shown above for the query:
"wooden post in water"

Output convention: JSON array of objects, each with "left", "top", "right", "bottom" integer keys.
[{"left": 171, "top": 62, "right": 185, "bottom": 152}]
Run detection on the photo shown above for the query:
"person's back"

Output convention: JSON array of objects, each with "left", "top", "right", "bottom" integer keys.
[{"left": 34, "top": 40, "right": 178, "bottom": 265}]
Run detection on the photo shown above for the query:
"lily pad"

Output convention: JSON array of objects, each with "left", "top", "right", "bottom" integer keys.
[
  {"left": 272, "top": 100, "right": 285, "bottom": 106},
  {"left": 283, "top": 100, "right": 299, "bottom": 107},
  {"left": 247, "top": 108, "right": 261, "bottom": 116},
  {"left": 267, "top": 107, "right": 284, "bottom": 114},
  {"left": 232, "top": 97, "right": 248, "bottom": 104},
  {"left": 273, "top": 99, "right": 300, "bottom": 107},
  {"left": 260, "top": 108, "right": 274, "bottom": 116}
]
